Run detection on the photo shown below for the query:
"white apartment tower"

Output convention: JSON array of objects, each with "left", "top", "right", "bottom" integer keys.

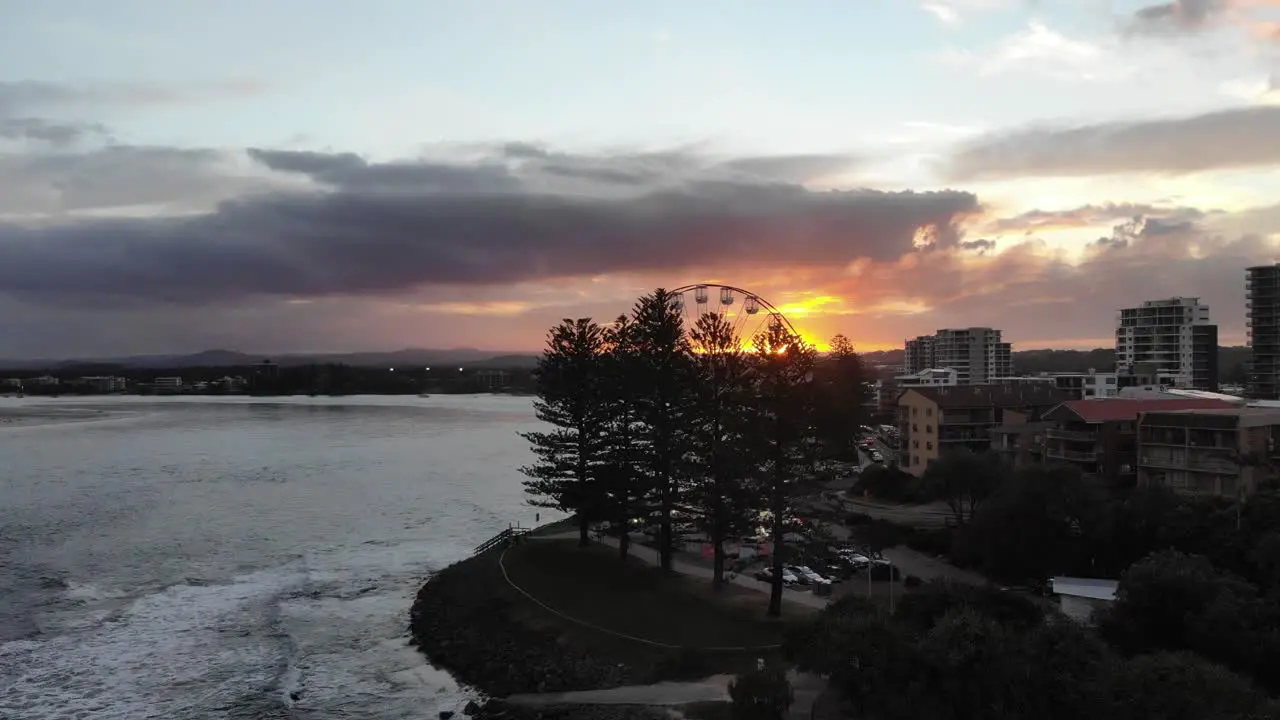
[
  {"left": 1115, "top": 297, "right": 1219, "bottom": 391},
  {"left": 903, "top": 328, "right": 1012, "bottom": 384}
]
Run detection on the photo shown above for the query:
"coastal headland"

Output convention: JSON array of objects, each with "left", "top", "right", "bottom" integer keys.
[{"left": 409, "top": 520, "right": 797, "bottom": 719}]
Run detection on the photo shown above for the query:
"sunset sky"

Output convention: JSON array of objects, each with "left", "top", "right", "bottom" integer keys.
[{"left": 3, "top": 0, "right": 1280, "bottom": 358}]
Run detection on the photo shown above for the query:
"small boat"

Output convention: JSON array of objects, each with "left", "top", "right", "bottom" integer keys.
[{"left": 418, "top": 393, "right": 431, "bottom": 398}]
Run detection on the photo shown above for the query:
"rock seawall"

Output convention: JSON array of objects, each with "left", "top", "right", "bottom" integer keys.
[{"left": 408, "top": 546, "right": 634, "bottom": 698}]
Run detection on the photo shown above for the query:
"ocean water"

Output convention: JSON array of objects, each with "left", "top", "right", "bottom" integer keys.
[{"left": 0, "top": 395, "right": 549, "bottom": 719}]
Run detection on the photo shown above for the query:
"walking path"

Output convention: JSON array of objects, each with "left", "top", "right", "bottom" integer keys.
[{"left": 505, "top": 670, "right": 827, "bottom": 720}]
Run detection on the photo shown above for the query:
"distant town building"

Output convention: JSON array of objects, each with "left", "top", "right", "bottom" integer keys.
[
  {"left": 152, "top": 377, "right": 183, "bottom": 393},
  {"left": 28, "top": 375, "right": 59, "bottom": 387},
  {"left": 898, "top": 385, "right": 1067, "bottom": 476},
  {"left": 903, "top": 328, "right": 1012, "bottom": 385},
  {"left": 1248, "top": 264, "right": 1280, "bottom": 400},
  {"left": 2, "top": 378, "right": 22, "bottom": 391},
  {"left": 1137, "top": 407, "right": 1280, "bottom": 497},
  {"left": 77, "top": 376, "right": 126, "bottom": 393},
  {"left": 1115, "top": 297, "right": 1218, "bottom": 391}
]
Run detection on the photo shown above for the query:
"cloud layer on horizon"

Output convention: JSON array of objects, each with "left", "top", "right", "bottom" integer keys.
[
  {"left": 3, "top": 70, "right": 1280, "bottom": 358},
  {"left": 0, "top": 144, "right": 977, "bottom": 306}
]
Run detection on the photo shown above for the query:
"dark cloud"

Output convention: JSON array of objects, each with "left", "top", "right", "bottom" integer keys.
[
  {"left": 0, "top": 146, "right": 262, "bottom": 215},
  {"left": 0, "top": 117, "right": 110, "bottom": 146},
  {"left": 0, "top": 147, "right": 979, "bottom": 306},
  {"left": 992, "top": 203, "right": 1209, "bottom": 232},
  {"left": 957, "top": 238, "right": 996, "bottom": 253},
  {"left": 1128, "top": 0, "right": 1228, "bottom": 34},
  {"left": 945, "top": 105, "right": 1280, "bottom": 180}
]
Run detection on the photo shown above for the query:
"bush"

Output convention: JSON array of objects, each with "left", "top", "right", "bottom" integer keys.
[
  {"left": 728, "top": 668, "right": 793, "bottom": 720},
  {"left": 649, "top": 647, "right": 714, "bottom": 683},
  {"left": 904, "top": 575, "right": 923, "bottom": 589},
  {"left": 904, "top": 528, "right": 952, "bottom": 557},
  {"left": 846, "top": 512, "right": 874, "bottom": 526}
]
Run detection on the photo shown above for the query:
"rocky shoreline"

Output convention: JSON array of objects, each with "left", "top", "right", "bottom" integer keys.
[{"left": 410, "top": 543, "right": 651, "bottom": 716}]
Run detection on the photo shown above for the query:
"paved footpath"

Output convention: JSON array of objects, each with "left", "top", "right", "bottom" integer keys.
[{"left": 506, "top": 670, "right": 826, "bottom": 720}]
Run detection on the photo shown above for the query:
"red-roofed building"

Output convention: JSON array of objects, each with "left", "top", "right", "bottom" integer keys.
[{"left": 1041, "top": 398, "right": 1238, "bottom": 486}]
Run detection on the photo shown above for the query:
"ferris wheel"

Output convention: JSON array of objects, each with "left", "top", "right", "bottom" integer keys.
[{"left": 669, "top": 284, "right": 800, "bottom": 349}]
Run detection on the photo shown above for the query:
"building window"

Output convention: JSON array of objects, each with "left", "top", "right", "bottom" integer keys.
[
  {"left": 913, "top": 423, "right": 918, "bottom": 432},
  {"left": 912, "top": 407, "right": 918, "bottom": 417},
  {"left": 926, "top": 425, "right": 933, "bottom": 433},
  {"left": 926, "top": 407, "right": 933, "bottom": 417},
  {"left": 926, "top": 442, "right": 933, "bottom": 451},
  {"left": 913, "top": 440, "right": 919, "bottom": 449}
]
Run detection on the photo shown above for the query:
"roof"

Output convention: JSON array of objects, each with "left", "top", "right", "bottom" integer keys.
[
  {"left": 904, "top": 384, "right": 1069, "bottom": 409},
  {"left": 1050, "top": 577, "right": 1118, "bottom": 601},
  {"left": 1142, "top": 407, "right": 1280, "bottom": 428},
  {"left": 1048, "top": 398, "right": 1237, "bottom": 423}
]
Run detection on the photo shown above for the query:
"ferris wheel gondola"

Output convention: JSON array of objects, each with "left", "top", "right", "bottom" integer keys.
[{"left": 669, "top": 283, "right": 799, "bottom": 350}]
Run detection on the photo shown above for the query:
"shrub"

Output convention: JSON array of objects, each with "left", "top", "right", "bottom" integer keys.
[
  {"left": 649, "top": 647, "right": 714, "bottom": 683},
  {"left": 846, "top": 512, "right": 874, "bottom": 526},
  {"left": 904, "top": 575, "right": 923, "bottom": 589},
  {"left": 728, "top": 668, "right": 793, "bottom": 720}
]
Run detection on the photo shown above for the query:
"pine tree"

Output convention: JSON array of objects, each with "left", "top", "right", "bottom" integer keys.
[
  {"left": 599, "top": 314, "right": 644, "bottom": 561},
  {"left": 815, "top": 333, "right": 870, "bottom": 461},
  {"left": 629, "top": 289, "right": 695, "bottom": 573},
  {"left": 520, "top": 318, "right": 610, "bottom": 547},
  {"left": 748, "top": 318, "right": 818, "bottom": 616},
  {"left": 688, "top": 311, "right": 758, "bottom": 590}
]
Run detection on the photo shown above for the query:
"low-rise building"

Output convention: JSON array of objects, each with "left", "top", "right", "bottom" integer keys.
[
  {"left": 898, "top": 385, "right": 1069, "bottom": 476},
  {"left": 895, "top": 368, "right": 959, "bottom": 388},
  {"left": 1050, "top": 577, "right": 1118, "bottom": 625},
  {"left": 990, "top": 411, "right": 1055, "bottom": 468},
  {"left": 1041, "top": 398, "right": 1237, "bottom": 486},
  {"left": 1137, "top": 407, "right": 1280, "bottom": 497}
]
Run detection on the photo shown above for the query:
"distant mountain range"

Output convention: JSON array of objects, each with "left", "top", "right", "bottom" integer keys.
[
  {"left": 1, "top": 345, "right": 1252, "bottom": 380},
  {"left": 0, "top": 348, "right": 541, "bottom": 371}
]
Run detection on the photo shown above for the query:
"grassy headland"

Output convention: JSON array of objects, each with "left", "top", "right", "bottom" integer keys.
[{"left": 409, "top": 531, "right": 797, "bottom": 701}]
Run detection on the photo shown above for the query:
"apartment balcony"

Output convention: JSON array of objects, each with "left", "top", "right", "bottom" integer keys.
[
  {"left": 1140, "top": 454, "right": 1240, "bottom": 474},
  {"left": 1045, "top": 428, "right": 1097, "bottom": 442},
  {"left": 1046, "top": 447, "right": 1099, "bottom": 462}
]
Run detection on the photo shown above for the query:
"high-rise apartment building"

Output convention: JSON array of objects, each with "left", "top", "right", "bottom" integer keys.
[
  {"left": 1115, "top": 297, "right": 1218, "bottom": 391},
  {"left": 903, "top": 335, "right": 935, "bottom": 374},
  {"left": 902, "top": 328, "right": 1012, "bottom": 384},
  {"left": 1248, "top": 264, "right": 1280, "bottom": 399}
]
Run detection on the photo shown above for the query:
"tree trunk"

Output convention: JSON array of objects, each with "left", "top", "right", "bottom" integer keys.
[
  {"left": 768, "top": 512, "right": 784, "bottom": 617},
  {"left": 659, "top": 505, "right": 674, "bottom": 572},
  {"left": 619, "top": 528, "right": 630, "bottom": 560},
  {"left": 711, "top": 527, "right": 726, "bottom": 591},
  {"left": 578, "top": 513, "right": 590, "bottom": 547}
]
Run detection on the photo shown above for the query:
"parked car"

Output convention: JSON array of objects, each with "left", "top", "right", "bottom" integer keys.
[
  {"left": 754, "top": 567, "right": 798, "bottom": 585},
  {"left": 792, "top": 566, "right": 832, "bottom": 585}
]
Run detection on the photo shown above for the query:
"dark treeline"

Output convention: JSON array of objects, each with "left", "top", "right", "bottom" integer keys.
[
  {"left": 520, "top": 288, "right": 868, "bottom": 616},
  {"left": 836, "top": 453, "right": 1280, "bottom": 715},
  {"left": 787, "top": 578, "right": 1280, "bottom": 720},
  {"left": 6, "top": 364, "right": 537, "bottom": 395}
]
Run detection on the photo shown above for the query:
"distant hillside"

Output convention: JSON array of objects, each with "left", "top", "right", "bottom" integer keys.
[{"left": 0, "top": 348, "right": 539, "bottom": 372}]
